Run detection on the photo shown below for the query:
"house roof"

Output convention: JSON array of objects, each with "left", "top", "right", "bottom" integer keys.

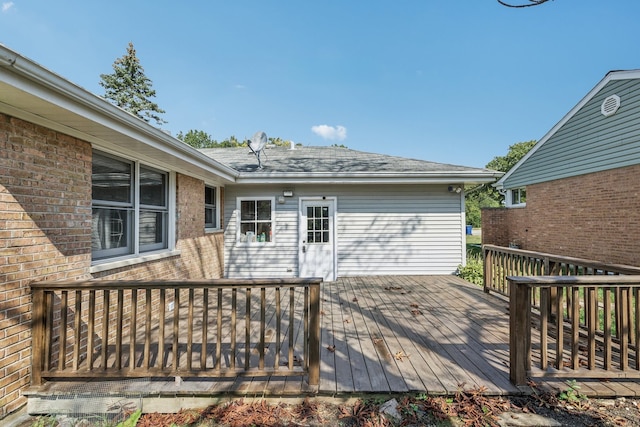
[
  {"left": 0, "top": 44, "right": 238, "bottom": 184},
  {"left": 495, "top": 69, "right": 640, "bottom": 190},
  {"left": 200, "top": 145, "right": 503, "bottom": 185}
]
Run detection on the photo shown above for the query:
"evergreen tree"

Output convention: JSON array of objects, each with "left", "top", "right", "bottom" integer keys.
[{"left": 99, "top": 42, "right": 166, "bottom": 125}]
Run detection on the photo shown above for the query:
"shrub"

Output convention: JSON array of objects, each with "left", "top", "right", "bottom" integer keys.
[{"left": 457, "top": 252, "right": 483, "bottom": 286}]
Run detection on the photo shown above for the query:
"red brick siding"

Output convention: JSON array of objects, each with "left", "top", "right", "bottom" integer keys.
[
  {"left": 0, "top": 113, "right": 92, "bottom": 417},
  {"left": 0, "top": 113, "right": 225, "bottom": 418},
  {"left": 482, "top": 164, "right": 640, "bottom": 266}
]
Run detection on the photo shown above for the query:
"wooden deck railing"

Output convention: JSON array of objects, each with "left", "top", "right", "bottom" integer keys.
[
  {"left": 508, "top": 275, "right": 640, "bottom": 385},
  {"left": 31, "top": 279, "right": 321, "bottom": 386},
  {"left": 483, "top": 244, "right": 640, "bottom": 296}
]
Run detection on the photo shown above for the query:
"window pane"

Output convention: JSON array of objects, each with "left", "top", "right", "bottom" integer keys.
[
  {"left": 241, "top": 223, "right": 256, "bottom": 235},
  {"left": 323, "top": 232, "right": 329, "bottom": 242},
  {"left": 139, "top": 210, "right": 166, "bottom": 249},
  {"left": 140, "top": 168, "right": 166, "bottom": 207},
  {"left": 92, "top": 208, "right": 130, "bottom": 251},
  {"left": 256, "top": 222, "right": 272, "bottom": 242},
  {"left": 92, "top": 152, "right": 132, "bottom": 203},
  {"left": 241, "top": 201, "right": 255, "bottom": 221},
  {"left": 257, "top": 200, "right": 271, "bottom": 220},
  {"left": 322, "top": 207, "right": 329, "bottom": 217},
  {"left": 307, "top": 232, "right": 314, "bottom": 242},
  {"left": 307, "top": 207, "right": 313, "bottom": 217},
  {"left": 205, "top": 186, "right": 216, "bottom": 205},
  {"left": 314, "top": 207, "right": 321, "bottom": 217},
  {"left": 205, "top": 207, "right": 215, "bottom": 228}
]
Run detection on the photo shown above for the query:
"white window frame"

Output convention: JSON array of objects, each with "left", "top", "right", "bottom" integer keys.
[
  {"left": 91, "top": 149, "right": 176, "bottom": 264},
  {"left": 236, "top": 197, "right": 275, "bottom": 245},
  {"left": 204, "top": 184, "right": 220, "bottom": 231},
  {"left": 506, "top": 187, "right": 527, "bottom": 208}
]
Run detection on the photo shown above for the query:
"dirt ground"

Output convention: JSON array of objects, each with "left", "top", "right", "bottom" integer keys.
[{"left": 16, "top": 386, "right": 640, "bottom": 427}]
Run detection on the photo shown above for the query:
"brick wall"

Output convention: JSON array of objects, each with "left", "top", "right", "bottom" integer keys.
[
  {"left": 0, "top": 113, "right": 225, "bottom": 418},
  {"left": 482, "top": 164, "right": 640, "bottom": 266},
  {"left": 0, "top": 113, "right": 92, "bottom": 417}
]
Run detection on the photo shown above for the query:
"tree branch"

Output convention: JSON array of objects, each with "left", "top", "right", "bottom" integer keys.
[{"left": 497, "top": 0, "right": 552, "bottom": 7}]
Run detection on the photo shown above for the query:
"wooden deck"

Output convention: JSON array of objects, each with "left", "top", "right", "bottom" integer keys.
[{"left": 27, "top": 275, "right": 640, "bottom": 410}]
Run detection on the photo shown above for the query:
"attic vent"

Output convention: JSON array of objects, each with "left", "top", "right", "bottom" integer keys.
[{"left": 601, "top": 94, "right": 621, "bottom": 117}]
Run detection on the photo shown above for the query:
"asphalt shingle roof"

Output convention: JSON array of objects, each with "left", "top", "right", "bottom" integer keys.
[{"left": 200, "top": 145, "right": 494, "bottom": 177}]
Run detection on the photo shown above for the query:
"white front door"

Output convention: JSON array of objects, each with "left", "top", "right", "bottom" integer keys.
[{"left": 299, "top": 198, "right": 336, "bottom": 281}]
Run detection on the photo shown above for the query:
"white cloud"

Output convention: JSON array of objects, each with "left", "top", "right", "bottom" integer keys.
[
  {"left": 2, "top": 2, "right": 14, "bottom": 12},
  {"left": 311, "top": 124, "right": 347, "bottom": 141}
]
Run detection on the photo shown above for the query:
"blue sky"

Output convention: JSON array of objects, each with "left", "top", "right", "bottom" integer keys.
[{"left": 1, "top": 1, "right": 639, "bottom": 168}]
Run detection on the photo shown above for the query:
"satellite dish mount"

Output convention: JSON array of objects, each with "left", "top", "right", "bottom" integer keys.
[{"left": 248, "top": 131, "right": 267, "bottom": 168}]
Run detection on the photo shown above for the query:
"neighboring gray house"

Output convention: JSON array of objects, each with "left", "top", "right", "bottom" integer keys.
[
  {"left": 202, "top": 145, "right": 502, "bottom": 280},
  {"left": 484, "top": 70, "right": 640, "bottom": 266}
]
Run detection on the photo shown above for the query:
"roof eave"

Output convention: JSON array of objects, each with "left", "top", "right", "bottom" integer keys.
[
  {"left": 234, "top": 171, "right": 503, "bottom": 185},
  {"left": 0, "top": 45, "right": 239, "bottom": 184}
]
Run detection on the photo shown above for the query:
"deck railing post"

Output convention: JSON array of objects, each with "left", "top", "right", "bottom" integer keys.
[
  {"left": 483, "top": 246, "right": 491, "bottom": 293},
  {"left": 509, "top": 277, "right": 531, "bottom": 386},
  {"left": 307, "top": 281, "right": 321, "bottom": 386},
  {"left": 31, "top": 288, "right": 45, "bottom": 386}
]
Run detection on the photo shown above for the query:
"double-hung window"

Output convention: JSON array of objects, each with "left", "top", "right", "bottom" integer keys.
[
  {"left": 508, "top": 187, "right": 527, "bottom": 207},
  {"left": 205, "top": 185, "right": 217, "bottom": 229},
  {"left": 238, "top": 198, "right": 273, "bottom": 243},
  {"left": 92, "top": 150, "right": 169, "bottom": 261}
]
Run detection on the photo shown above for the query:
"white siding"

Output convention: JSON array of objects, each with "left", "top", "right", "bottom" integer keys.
[{"left": 223, "top": 184, "right": 465, "bottom": 278}]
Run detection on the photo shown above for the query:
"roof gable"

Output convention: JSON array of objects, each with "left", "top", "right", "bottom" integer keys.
[{"left": 496, "top": 70, "right": 640, "bottom": 190}]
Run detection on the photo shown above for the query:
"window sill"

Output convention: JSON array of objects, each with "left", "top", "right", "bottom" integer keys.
[
  {"left": 205, "top": 228, "right": 223, "bottom": 234},
  {"left": 507, "top": 203, "right": 527, "bottom": 209},
  {"left": 90, "top": 249, "right": 181, "bottom": 274}
]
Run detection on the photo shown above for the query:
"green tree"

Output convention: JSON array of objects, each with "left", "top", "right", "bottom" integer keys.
[
  {"left": 99, "top": 42, "right": 166, "bottom": 125},
  {"left": 465, "top": 140, "right": 536, "bottom": 227},
  {"left": 177, "top": 129, "right": 218, "bottom": 148}
]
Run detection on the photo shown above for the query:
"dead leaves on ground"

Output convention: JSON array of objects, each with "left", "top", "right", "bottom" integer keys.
[
  {"left": 138, "top": 397, "right": 332, "bottom": 427},
  {"left": 394, "top": 350, "right": 410, "bottom": 361}
]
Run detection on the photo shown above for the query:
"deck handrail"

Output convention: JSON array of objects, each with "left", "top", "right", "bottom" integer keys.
[
  {"left": 483, "top": 244, "right": 640, "bottom": 296},
  {"left": 508, "top": 275, "right": 640, "bottom": 385},
  {"left": 31, "top": 278, "right": 322, "bottom": 387}
]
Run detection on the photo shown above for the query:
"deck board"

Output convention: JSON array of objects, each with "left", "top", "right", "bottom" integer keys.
[{"left": 29, "top": 275, "right": 640, "bottom": 402}]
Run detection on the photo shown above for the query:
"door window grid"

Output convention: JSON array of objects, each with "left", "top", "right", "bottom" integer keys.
[{"left": 306, "top": 206, "right": 330, "bottom": 244}]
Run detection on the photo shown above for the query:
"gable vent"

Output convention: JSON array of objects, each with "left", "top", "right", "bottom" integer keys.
[{"left": 601, "top": 94, "right": 621, "bottom": 117}]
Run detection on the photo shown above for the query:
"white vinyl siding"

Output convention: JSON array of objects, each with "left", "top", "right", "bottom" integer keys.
[{"left": 223, "top": 184, "right": 465, "bottom": 278}]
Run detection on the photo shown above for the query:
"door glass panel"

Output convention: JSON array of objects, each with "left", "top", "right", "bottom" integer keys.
[{"left": 306, "top": 204, "right": 330, "bottom": 243}]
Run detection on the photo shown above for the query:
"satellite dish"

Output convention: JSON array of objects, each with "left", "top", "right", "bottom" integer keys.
[{"left": 248, "top": 131, "right": 267, "bottom": 168}]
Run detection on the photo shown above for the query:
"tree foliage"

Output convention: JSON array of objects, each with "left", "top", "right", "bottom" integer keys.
[
  {"left": 465, "top": 140, "right": 536, "bottom": 227},
  {"left": 176, "top": 130, "right": 217, "bottom": 148},
  {"left": 99, "top": 42, "right": 166, "bottom": 125},
  {"left": 177, "top": 130, "right": 295, "bottom": 149}
]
